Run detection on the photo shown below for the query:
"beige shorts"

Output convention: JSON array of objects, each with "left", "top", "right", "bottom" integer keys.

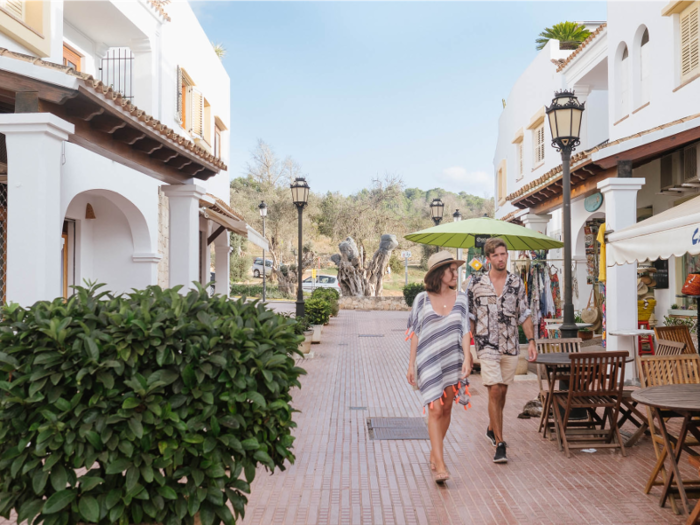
[{"left": 480, "top": 355, "right": 519, "bottom": 386}]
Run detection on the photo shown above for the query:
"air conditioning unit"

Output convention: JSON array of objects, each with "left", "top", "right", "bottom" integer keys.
[
  {"left": 659, "top": 151, "right": 685, "bottom": 193},
  {"left": 683, "top": 142, "right": 700, "bottom": 186}
]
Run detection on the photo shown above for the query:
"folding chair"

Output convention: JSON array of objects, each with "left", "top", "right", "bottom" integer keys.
[{"left": 655, "top": 325, "right": 697, "bottom": 355}]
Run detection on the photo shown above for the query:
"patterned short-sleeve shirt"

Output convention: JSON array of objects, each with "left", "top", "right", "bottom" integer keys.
[{"left": 467, "top": 271, "right": 531, "bottom": 360}]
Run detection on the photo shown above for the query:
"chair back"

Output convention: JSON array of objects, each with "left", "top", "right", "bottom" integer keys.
[
  {"left": 654, "top": 325, "right": 697, "bottom": 354},
  {"left": 637, "top": 354, "right": 700, "bottom": 388},
  {"left": 654, "top": 339, "right": 686, "bottom": 356},
  {"left": 568, "top": 351, "right": 627, "bottom": 399},
  {"left": 536, "top": 338, "right": 582, "bottom": 355}
]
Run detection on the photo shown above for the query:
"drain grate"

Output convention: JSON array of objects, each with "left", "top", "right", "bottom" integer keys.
[
  {"left": 349, "top": 406, "right": 367, "bottom": 411},
  {"left": 367, "top": 417, "right": 429, "bottom": 440},
  {"left": 358, "top": 334, "right": 384, "bottom": 338}
]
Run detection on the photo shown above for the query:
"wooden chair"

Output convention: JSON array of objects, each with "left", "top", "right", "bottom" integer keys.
[
  {"left": 637, "top": 354, "right": 700, "bottom": 513},
  {"left": 688, "top": 455, "right": 700, "bottom": 525},
  {"left": 551, "top": 351, "right": 627, "bottom": 458},
  {"left": 654, "top": 339, "right": 687, "bottom": 356},
  {"left": 655, "top": 325, "right": 697, "bottom": 354}
]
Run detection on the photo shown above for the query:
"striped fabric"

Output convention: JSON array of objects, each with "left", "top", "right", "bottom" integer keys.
[{"left": 408, "top": 291, "right": 471, "bottom": 408}]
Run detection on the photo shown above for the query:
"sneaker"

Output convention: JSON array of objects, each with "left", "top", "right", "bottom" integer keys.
[
  {"left": 486, "top": 427, "right": 497, "bottom": 447},
  {"left": 493, "top": 442, "right": 508, "bottom": 463}
]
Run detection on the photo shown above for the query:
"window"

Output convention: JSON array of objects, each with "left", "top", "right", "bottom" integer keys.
[
  {"left": 63, "top": 44, "right": 82, "bottom": 73},
  {"left": 177, "top": 67, "right": 207, "bottom": 141},
  {"left": 0, "top": 0, "right": 23, "bottom": 20},
  {"left": 512, "top": 128, "right": 524, "bottom": 181},
  {"left": 214, "top": 126, "right": 222, "bottom": 159},
  {"left": 517, "top": 142, "right": 524, "bottom": 179},
  {"left": 640, "top": 29, "right": 650, "bottom": 105},
  {"left": 533, "top": 124, "right": 545, "bottom": 166},
  {"left": 497, "top": 161, "right": 507, "bottom": 205},
  {"left": 618, "top": 45, "right": 630, "bottom": 119},
  {"left": 681, "top": 3, "right": 700, "bottom": 83},
  {"left": 203, "top": 99, "right": 212, "bottom": 145}
]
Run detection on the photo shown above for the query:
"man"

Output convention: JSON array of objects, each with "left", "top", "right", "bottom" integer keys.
[{"left": 467, "top": 237, "right": 537, "bottom": 463}]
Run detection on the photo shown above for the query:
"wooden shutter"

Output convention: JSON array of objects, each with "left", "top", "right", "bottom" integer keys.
[
  {"left": 518, "top": 143, "right": 523, "bottom": 177},
  {"left": 2, "top": 0, "right": 24, "bottom": 19},
  {"left": 681, "top": 4, "right": 700, "bottom": 82},
  {"left": 176, "top": 66, "right": 183, "bottom": 125},
  {"left": 189, "top": 87, "right": 203, "bottom": 137},
  {"left": 534, "top": 125, "right": 545, "bottom": 164}
]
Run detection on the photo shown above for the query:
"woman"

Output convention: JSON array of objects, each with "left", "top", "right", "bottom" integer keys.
[{"left": 406, "top": 250, "right": 472, "bottom": 484}]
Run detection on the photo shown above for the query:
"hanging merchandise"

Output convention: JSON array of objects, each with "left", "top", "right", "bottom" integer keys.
[{"left": 584, "top": 218, "right": 606, "bottom": 285}]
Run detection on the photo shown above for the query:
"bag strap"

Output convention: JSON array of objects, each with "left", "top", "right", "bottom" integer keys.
[{"left": 586, "top": 288, "right": 594, "bottom": 309}]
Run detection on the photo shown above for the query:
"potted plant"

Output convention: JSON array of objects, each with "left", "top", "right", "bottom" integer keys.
[
  {"left": 0, "top": 283, "right": 305, "bottom": 525},
  {"left": 305, "top": 297, "right": 331, "bottom": 343},
  {"left": 311, "top": 288, "right": 339, "bottom": 318},
  {"left": 575, "top": 313, "right": 593, "bottom": 341},
  {"left": 296, "top": 316, "right": 313, "bottom": 354}
]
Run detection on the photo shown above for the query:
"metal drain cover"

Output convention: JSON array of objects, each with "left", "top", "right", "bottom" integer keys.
[
  {"left": 358, "top": 334, "right": 384, "bottom": 338},
  {"left": 367, "top": 417, "right": 429, "bottom": 440},
  {"left": 349, "top": 406, "right": 367, "bottom": 410}
]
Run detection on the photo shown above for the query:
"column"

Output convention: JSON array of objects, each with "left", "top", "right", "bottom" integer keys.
[
  {"left": 0, "top": 113, "right": 74, "bottom": 306},
  {"left": 161, "top": 184, "right": 206, "bottom": 292},
  {"left": 521, "top": 212, "right": 552, "bottom": 235},
  {"left": 598, "top": 177, "right": 645, "bottom": 380},
  {"left": 214, "top": 233, "right": 231, "bottom": 297},
  {"left": 130, "top": 38, "right": 157, "bottom": 117}
]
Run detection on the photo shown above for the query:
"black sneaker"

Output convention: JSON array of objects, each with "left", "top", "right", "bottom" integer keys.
[
  {"left": 486, "top": 427, "right": 497, "bottom": 447},
  {"left": 493, "top": 442, "right": 508, "bottom": 463}
]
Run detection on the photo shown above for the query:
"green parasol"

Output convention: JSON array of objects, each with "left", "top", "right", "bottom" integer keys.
[{"left": 404, "top": 217, "right": 564, "bottom": 250}]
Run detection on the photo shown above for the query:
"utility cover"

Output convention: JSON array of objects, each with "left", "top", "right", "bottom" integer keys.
[{"left": 367, "top": 417, "right": 429, "bottom": 440}]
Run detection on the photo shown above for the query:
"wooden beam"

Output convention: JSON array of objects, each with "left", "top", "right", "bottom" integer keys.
[
  {"left": 133, "top": 139, "right": 163, "bottom": 155},
  {"left": 63, "top": 98, "right": 105, "bottom": 121},
  {"left": 0, "top": 69, "right": 77, "bottom": 104},
  {"left": 207, "top": 225, "right": 226, "bottom": 245},
  {"left": 15, "top": 91, "right": 39, "bottom": 112},
  {"left": 167, "top": 156, "right": 193, "bottom": 170},
  {"left": 181, "top": 164, "right": 206, "bottom": 177},
  {"left": 91, "top": 114, "right": 127, "bottom": 134},
  {"left": 530, "top": 167, "right": 617, "bottom": 215},
  {"left": 112, "top": 127, "right": 146, "bottom": 146},
  {"left": 151, "top": 148, "right": 179, "bottom": 163}
]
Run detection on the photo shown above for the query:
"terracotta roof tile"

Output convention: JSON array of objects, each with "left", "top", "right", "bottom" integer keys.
[
  {"left": 505, "top": 151, "right": 589, "bottom": 202},
  {"left": 0, "top": 47, "right": 226, "bottom": 172},
  {"left": 146, "top": 0, "right": 170, "bottom": 22},
  {"left": 556, "top": 23, "right": 607, "bottom": 73}
]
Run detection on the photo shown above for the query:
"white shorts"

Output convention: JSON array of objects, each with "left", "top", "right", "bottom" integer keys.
[{"left": 480, "top": 355, "right": 519, "bottom": 386}]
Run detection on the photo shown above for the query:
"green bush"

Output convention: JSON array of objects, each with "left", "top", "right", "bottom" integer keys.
[
  {"left": 305, "top": 298, "right": 331, "bottom": 326},
  {"left": 229, "top": 233, "right": 251, "bottom": 283},
  {"left": 230, "top": 284, "right": 290, "bottom": 300},
  {"left": 388, "top": 254, "right": 404, "bottom": 275},
  {"left": 282, "top": 314, "right": 311, "bottom": 335},
  {"left": 311, "top": 289, "right": 339, "bottom": 317},
  {"left": 403, "top": 283, "right": 425, "bottom": 307},
  {"left": 0, "top": 283, "right": 306, "bottom": 525}
]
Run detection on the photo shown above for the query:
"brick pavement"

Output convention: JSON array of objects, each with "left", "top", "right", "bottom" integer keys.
[{"left": 243, "top": 310, "right": 691, "bottom": 525}]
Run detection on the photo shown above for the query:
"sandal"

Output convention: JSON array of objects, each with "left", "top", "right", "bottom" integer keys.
[{"left": 433, "top": 469, "right": 450, "bottom": 484}]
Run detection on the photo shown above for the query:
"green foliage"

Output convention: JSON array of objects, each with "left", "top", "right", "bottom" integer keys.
[
  {"left": 0, "top": 283, "right": 306, "bottom": 525},
  {"left": 229, "top": 233, "right": 251, "bottom": 284},
  {"left": 305, "top": 298, "right": 331, "bottom": 326},
  {"left": 311, "top": 289, "right": 339, "bottom": 317},
  {"left": 536, "top": 22, "right": 591, "bottom": 51},
  {"left": 403, "top": 283, "right": 425, "bottom": 307},
  {"left": 664, "top": 316, "right": 698, "bottom": 334},
  {"left": 230, "top": 284, "right": 290, "bottom": 300},
  {"left": 420, "top": 245, "right": 439, "bottom": 271},
  {"left": 389, "top": 254, "right": 404, "bottom": 275}
]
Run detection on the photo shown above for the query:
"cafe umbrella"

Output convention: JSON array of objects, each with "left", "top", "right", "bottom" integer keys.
[{"left": 404, "top": 216, "right": 564, "bottom": 251}]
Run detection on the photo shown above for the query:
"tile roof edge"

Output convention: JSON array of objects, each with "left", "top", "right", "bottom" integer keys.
[{"left": 556, "top": 23, "right": 608, "bottom": 73}]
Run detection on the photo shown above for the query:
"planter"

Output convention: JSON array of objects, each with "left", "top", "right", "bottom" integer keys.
[
  {"left": 578, "top": 330, "right": 593, "bottom": 341},
  {"left": 516, "top": 345, "right": 529, "bottom": 375},
  {"left": 312, "top": 324, "right": 323, "bottom": 344},
  {"left": 300, "top": 330, "right": 313, "bottom": 354}
]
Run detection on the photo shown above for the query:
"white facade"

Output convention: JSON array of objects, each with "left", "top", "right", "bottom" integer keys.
[
  {"left": 494, "top": 3, "right": 700, "bottom": 358},
  {"left": 0, "top": 0, "right": 253, "bottom": 306}
]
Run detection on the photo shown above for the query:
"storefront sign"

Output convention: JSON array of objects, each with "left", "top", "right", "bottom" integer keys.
[
  {"left": 584, "top": 192, "right": 604, "bottom": 212},
  {"left": 653, "top": 259, "right": 669, "bottom": 289},
  {"left": 474, "top": 235, "right": 491, "bottom": 248}
]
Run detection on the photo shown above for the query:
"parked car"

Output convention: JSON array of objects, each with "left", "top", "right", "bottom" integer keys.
[
  {"left": 252, "top": 258, "right": 273, "bottom": 278},
  {"left": 302, "top": 274, "right": 341, "bottom": 293}
]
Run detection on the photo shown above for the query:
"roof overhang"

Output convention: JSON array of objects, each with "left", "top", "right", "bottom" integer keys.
[{"left": 198, "top": 194, "right": 270, "bottom": 251}]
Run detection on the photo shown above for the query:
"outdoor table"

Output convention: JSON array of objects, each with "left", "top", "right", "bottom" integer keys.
[
  {"left": 547, "top": 323, "right": 594, "bottom": 331},
  {"left": 534, "top": 350, "right": 634, "bottom": 449},
  {"left": 631, "top": 384, "right": 700, "bottom": 515}
]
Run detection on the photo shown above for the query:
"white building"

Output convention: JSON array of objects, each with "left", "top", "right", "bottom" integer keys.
[
  {"left": 0, "top": 0, "right": 266, "bottom": 306},
  {"left": 494, "top": 2, "right": 700, "bottom": 359}
]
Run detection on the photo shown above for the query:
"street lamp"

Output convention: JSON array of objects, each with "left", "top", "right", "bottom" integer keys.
[
  {"left": 430, "top": 198, "right": 445, "bottom": 226},
  {"left": 546, "top": 89, "right": 585, "bottom": 339},
  {"left": 290, "top": 176, "right": 310, "bottom": 317},
  {"left": 258, "top": 201, "right": 268, "bottom": 302},
  {"left": 453, "top": 209, "right": 463, "bottom": 289}
]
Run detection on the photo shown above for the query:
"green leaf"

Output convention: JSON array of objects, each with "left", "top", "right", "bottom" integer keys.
[
  {"left": 105, "top": 459, "right": 130, "bottom": 475},
  {"left": 109, "top": 502, "right": 124, "bottom": 523},
  {"left": 105, "top": 488, "right": 121, "bottom": 509},
  {"left": 157, "top": 485, "right": 178, "bottom": 500},
  {"left": 205, "top": 464, "right": 225, "bottom": 478},
  {"left": 140, "top": 464, "right": 154, "bottom": 484},
  {"left": 32, "top": 470, "right": 49, "bottom": 494},
  {"left": 17, "top": 498, "right": 44, "bottom": 525},
  {"left": 254, "top": 450, "right": 273, "bottom": 466},
  {"left": 203, "top": 437, "right": 217, "bottom": 455},
  {"left": 85, "top": 337, "right": 100, "bottom": 362},
  {"left": 128, "top": 418, "right": 143, "bottom": 439},
  {"left": 191, "top": 468, "right": 204, "bottom": 487},
  {"left": 43, "top": 489, "right": 76, "bottom": 514},
  {"left": 199, "top": 505, "right": 215, "bottom": 525},
  {"left": 215, "top": 503, "right": 235, "bottom": 525},
  {"left": 85, "top": 431, "right": 102, "bottom": 450},
  {"left": 78, "top": 495, "right": 100, "bottom": 523},
  {"left": 188, "top": 495, "right": 200, "bottom": 517},
  {"left": 246, "top": 391, "right": 267, "bottom": 408},
  {"left": 126, "top": 466, "right": 140, "bottom": 492},
  {"left": 50, "top": 464, "right": 67, "bottom": 492},
  {"left": 183, "top": 434, "right": 204, "bottom": 444},
  {"left": 78, "top": 476, "right": 104, "bottom": 492},
  {"left": 241, "top": 438, "right": 259, "bottom": 450},
  {"left": 122, "top": 397, "right": 141, "bottom": 410}
]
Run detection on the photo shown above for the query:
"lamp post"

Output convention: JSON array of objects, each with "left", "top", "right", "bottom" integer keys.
[
  {"left": 546, "top": 90, "right": 585, "bottom": 339},
  {"left": 453, "top": 209, "right": 463, "bottom": 289},
  {"left": 258, "top": 201, "right": 268, "bottom": 302},
  {"left": 291, "top": 176, "right": 310, "bottom": 317},
  {"left": 430, "top": 198, "right": 445, "bottom": 226}
]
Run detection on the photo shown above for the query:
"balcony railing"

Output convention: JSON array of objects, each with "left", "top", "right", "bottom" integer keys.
[{"left": 99, "top": 47, "right": 134, "bottom": 100}]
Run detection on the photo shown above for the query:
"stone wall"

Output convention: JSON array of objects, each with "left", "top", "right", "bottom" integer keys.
[
  {"left": 339, "top": 296, "right": 410, "bottom": 311},
  {"left": 157, "top": 189, "right": 169, "bottom": 288}
]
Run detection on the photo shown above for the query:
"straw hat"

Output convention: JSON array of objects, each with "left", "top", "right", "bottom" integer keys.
[
  {"left": 640, "top": 275, "right": 653, "bottom": 285},
  {"left": 637, "top": 278, "right": 648, "bottom": 296},
  {"left": 425, "top": 250, "right": 465, "bottom": 282}
]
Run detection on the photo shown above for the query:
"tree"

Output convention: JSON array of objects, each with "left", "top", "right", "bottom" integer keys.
[
  {"left": 331, "top": 235, "right": 399, "bottom": 297},
  {"left": 212, "top": 42, "right": 226, "bottom": 60},
  {"left": 536, "top": 22, "right": 591, "bottom": 51}
]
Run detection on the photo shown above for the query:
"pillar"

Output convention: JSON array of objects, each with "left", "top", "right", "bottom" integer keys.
[
  {"left": 0, "top": 113, "right": 74, "bottom": 306},
  {"left": 521, "top": 212, "right": 552, "bottom": 235},
  {"left": 214, "top": 233, "right": 231, "bottom": 297},
  {"left": 161, "top": 184, "right": 206, "bottom": 292},
  {"left": 598, "top": 177, "right": 645, "bottom": 380},
  {"left": 130, "top": 37, "right": 157, "bottom": 118}
]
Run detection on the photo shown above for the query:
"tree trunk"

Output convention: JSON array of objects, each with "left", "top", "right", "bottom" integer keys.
[{"left": 333, "top": 235, "right": 398, "bottom": 297}]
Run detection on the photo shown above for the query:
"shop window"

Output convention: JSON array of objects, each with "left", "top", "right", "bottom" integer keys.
[
  {"left": 63, "top": 44, "right": 82, "bottom": 73},
  {"left": 680, "top": 2, "right": 700, "bottom": 83}
]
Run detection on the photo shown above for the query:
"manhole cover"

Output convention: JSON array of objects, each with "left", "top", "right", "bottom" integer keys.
[
  {"left": 367, "top": 417, "right": 429, "bottom": 440},
  {"left": 358, "top": 334, "right": 384, "bottom": 338}
]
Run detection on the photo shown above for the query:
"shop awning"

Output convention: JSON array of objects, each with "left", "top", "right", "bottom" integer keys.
[
  {"left": 607, "top": 194, "right": 700, "bottom": 266},
  {"left": 199, "top": 194, "right": 269, "bottom": 251}
]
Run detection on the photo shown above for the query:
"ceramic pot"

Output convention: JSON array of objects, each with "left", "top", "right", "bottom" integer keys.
[
  {"left": 578, "top": 330, "right": 593, "bottom": 341},
  {"left": 300, "top": 331, "right": 313, "bottom": 354},
  {"left": 312, "top": 325, "right": 323, "bottom": 344}
]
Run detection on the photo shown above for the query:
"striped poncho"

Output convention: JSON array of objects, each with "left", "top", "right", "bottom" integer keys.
[{"left": 407, "top": 291, "right": 471, "bottom": 409}]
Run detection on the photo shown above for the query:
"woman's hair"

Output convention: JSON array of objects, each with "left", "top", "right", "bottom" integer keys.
[{"left": 424, "top": 264, "right": 455, "bottom": 293}]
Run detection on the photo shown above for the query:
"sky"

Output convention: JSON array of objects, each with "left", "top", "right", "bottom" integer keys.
[{"left": 194, "top": 1, "right": 607, "bottom": 198}]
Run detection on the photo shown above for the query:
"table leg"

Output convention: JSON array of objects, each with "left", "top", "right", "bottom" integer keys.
[
  {"left": 540, "top": 365, "right": 557, "bottom": 438},
  {"left": 657, "top": 409, "right": 690, "bottom": 514}
]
